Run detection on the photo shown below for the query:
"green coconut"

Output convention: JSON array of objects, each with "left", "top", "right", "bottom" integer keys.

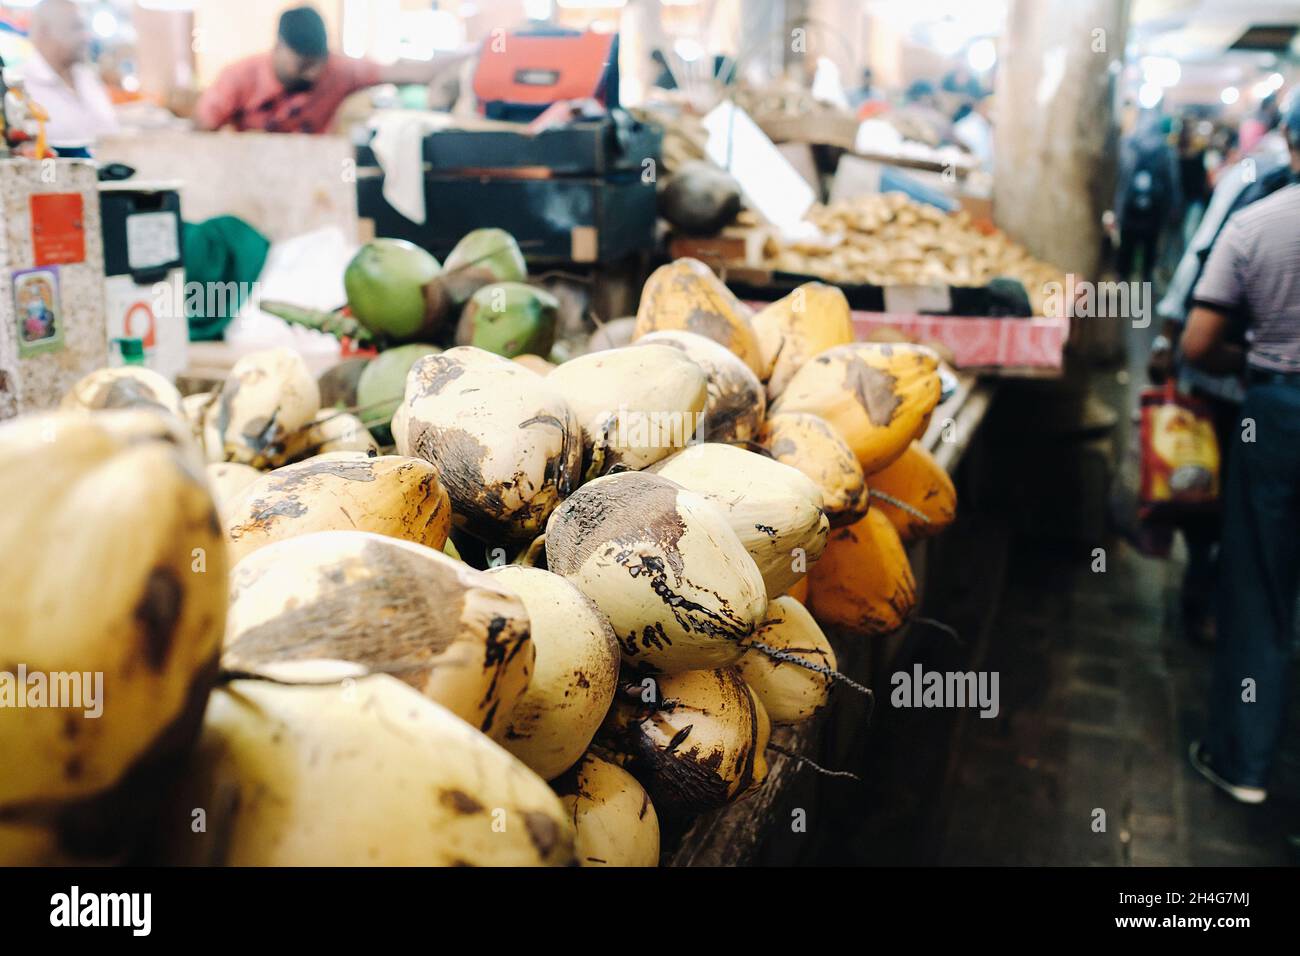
[
  {"left": 344, "top": 239, "right": 446, "bottom": 342},
  {"left": 442, "top": 228, "right": 528, "bottom": 306},
  {"left": 356, "top": 343, "right": 440, "bottom": 445},
  {"left": 317, "top": 356, "right": 371, "bottom": 409},
  {"left": 454, "top": 282, "right": 558, "bottom": 359}
]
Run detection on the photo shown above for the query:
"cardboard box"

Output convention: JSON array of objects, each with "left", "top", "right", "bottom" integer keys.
[{"left": 0, "top": 159, "right": 107, "bottom": 419}]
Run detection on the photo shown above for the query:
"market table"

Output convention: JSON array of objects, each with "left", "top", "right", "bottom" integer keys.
[{"left": 669, "top": 372, "right": 996, "bottom": 866}]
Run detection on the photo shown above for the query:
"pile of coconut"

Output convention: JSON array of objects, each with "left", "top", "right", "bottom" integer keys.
[{"left": 0, "top": 258, "right": 957, "bottom": 868}]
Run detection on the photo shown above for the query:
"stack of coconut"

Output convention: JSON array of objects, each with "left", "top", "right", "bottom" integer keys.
[{"left": 0, "top": 257, "right": 956, "bottom": 868}]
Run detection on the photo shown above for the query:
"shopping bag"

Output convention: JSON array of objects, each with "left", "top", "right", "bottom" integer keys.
[
  {"left": 1108, "top": 409, "right": 1171, "bottom": 557},
  {"left": 1138, "top": 381, "right": 1221, "bottom": 517}
]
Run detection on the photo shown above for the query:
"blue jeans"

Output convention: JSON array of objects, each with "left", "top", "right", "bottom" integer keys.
[{"left": 1207, "top": 381, "right": 1300, "bottom": 786}]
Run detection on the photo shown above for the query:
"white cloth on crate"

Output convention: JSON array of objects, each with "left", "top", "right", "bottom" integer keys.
[{"left": 368, "top": 110, "right": 453, "bottom": 226}]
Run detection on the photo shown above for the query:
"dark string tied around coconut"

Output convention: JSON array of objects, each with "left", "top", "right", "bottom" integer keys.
[
  {"left": 746, "top": 640, "right": 874, "bottom": 702},
  {"left": 868, "top": 489, "right": 931, "bottom": 524},
  {"left": 766, "top": 742, "right": 862, "bottom": 782},
  {"left": 911, "top": 615, "right": 964, "bottom": 646}
]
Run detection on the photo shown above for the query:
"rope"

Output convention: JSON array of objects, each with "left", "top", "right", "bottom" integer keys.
[
  {"left": 912, "top": 616, "right": 965, "bottom": 646},
  {"left": 748, "top": 640, "right": 874, "bottom": 700},
  {"left": 869, "top": 489, "right": 931, "bottom": 524},
  {"left": 766, "top": 742, "right": 862, "bottom": 781}
]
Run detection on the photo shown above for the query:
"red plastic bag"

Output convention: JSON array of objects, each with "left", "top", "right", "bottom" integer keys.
[{"left": 1138, "top": 382, "right": 1221, "bottom": 517}]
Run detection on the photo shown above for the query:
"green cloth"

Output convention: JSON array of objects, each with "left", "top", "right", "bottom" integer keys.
[{"left": 182, "top": 216, "right": 271, "bottom": 341}]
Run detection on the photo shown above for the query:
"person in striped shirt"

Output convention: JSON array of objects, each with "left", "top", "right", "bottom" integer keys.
[{"left": 1182, "top": 93, "right": 1300, "bottom": 806}]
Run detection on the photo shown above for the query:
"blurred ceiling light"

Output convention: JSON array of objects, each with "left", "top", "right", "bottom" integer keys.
[
  {"left": 928, "top": 21, "right": 966, "bottom": 57},
  {"left": 556, "top": 0, "right": 625, "bottom": 7},
  {"left": 135, "top": 0, "right": 197, "bottom": 9},
  {"left": 1220, "top": 86, "right": 1239, "bottom": 105},
  {"left": 398, "top": 10, "right": 464, "bottom": 59},
  {"left": 91, "top": 10, "right": 118, "bottom": 38},
  {"left": 967, "top": 37, "right": 997, "bottom": 72},
  {"left": 1140, "top": 56, "right": 1180, "bottom": 88},
  {"left": 673, "top": 38, "right": 704, "bottom": 63},
  {"left": 1251, "top": 73, "right": 1284, "bottom": 99},
  {"left": 342, "top": 0, "right": 368, "bottom": 59},
  {"left": 1137, "top": 82, "right": 1164, "bottom": 110},
  {"left": 524, "top": 0, "right": 554, "bottom": 18}
]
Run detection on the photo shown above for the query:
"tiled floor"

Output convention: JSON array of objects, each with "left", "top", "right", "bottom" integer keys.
[
  {"left": 936, "top": 534, "right": 1300, "bottom": 866},
  {"left": 812, "top": 261, "right": 1298, "bottom": 865}
]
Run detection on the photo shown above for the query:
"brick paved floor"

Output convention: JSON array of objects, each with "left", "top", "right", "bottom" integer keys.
[
  {"left": 931, "top": 308, "right": 1300, "bottom": 866},
  {"left": 934, "top": 533, "right": 1300, "bottom": 866}
]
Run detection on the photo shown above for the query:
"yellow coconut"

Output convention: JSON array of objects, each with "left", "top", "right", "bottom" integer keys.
[{"left": 633, "top": 257, "right": 765, "bottom": 378}]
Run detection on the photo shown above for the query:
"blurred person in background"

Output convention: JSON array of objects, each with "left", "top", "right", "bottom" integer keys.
[
  {"left": 891, "top": 80, "right": 952, "bottom": 147},
  {"left": 1114, "top": 112, "right": 1182, "bottom": 285},
  {"left": 848, "top": 68, "right": 881, "bottom": 107},
  {"left": 1177, "top": 117, "right": 1210, "bottom": 244},
  {"left": 1181, "top": 92, "right": 1300, "bottom": 805},
  {"left": 952, "top": 92, "right": 994, "bottom": 172},
  {"left": 1149, "top": 97, "right": 1297, "bottom": 646},
  {"left": 20, "top": 0, "right": 120, "bottom": 147},
  {"left": 196, "top": 5, "right": 471, "bottom": 134},
  {"left": 1237, "top": 92, "right": 1281, "bottom": 157}
]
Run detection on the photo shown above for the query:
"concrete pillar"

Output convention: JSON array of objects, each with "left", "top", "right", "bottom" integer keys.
[{"left": 993, "top": 0, "right": 1130, "bottom": 362}]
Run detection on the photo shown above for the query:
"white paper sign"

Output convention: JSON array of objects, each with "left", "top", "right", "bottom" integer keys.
[
  {"left": 125, "top": 211, "right": 181, "bottom": 272},
  {"left": 882, "top": 284, "right": 953, "bottom": 315},
  {"left": 703, "top": 101, "right": 815, "bottom": 232}
]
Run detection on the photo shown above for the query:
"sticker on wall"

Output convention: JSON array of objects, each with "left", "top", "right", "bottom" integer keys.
[
  {"left": 13, "top": 266, "right": 64, "bottom": 358},
  {"left": 30, "top": 193, "right": 86, "bottom": 266}
]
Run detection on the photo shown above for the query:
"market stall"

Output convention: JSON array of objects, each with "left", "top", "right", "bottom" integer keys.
[{"left": 1, "top": 0, "right": 1190, "bottom": 876}]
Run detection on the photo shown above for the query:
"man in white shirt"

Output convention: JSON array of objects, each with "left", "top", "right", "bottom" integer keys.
[{"left": 20, "top": 0, "right": 119, "bottom": 148}]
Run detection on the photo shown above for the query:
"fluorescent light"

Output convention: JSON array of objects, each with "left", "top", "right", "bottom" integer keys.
[
  {"left": 1137, "top": 82, "right": 1163, "bottom": 110},
  {"left": 967, "top": 38, "right": 996, "bottom": 72},
  {"left": 524, "top": 0, "right": 553, "bottom": 18},
  {"left": 929, "top": 21, "right": 966, "bottom": 57},
  {"left": 1220, "top": 86, "right": 1239, "bottom": 105},
  {"left": 673, "top": 38, "right": 704, "bottom": 63},
  {"left": 91, "top": 10, "right": 118, "bottom": 38},
  {"left": 1251, "top": 76, "right": 1280, "bottom": 99},
  {"left": 1140, "top": 56, "right": 1180, "bottom": 88}
]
